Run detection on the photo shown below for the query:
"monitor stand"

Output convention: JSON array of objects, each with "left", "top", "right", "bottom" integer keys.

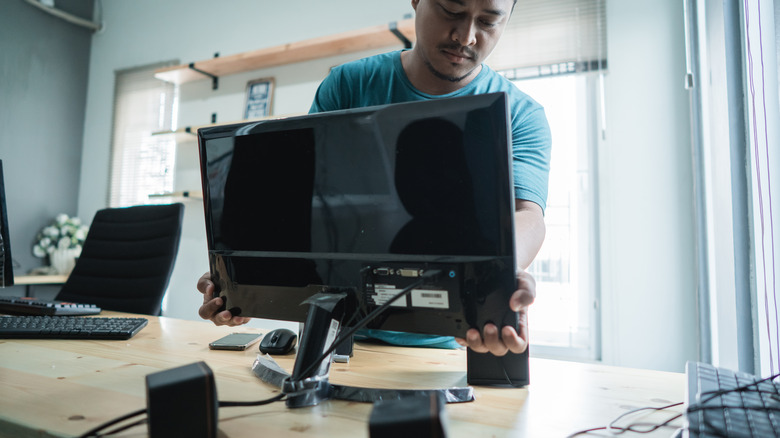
[{"left": 252, "top": 290, "right": 475, "bottom": 408}]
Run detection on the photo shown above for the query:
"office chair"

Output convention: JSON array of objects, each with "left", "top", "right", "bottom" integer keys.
[{"left": 55, "top": 203, "right": 184, "bottom": 315}]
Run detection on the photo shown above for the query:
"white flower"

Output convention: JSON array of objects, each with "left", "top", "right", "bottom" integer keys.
[
  {"left": 33, "top": 245, "right": 47, "bottom": 258},
  {"left": 32, "top": 213, "right": 90, "bottom": 259},
  {"left": 75, "top": 227, "right": 87, "bottom": 240}
]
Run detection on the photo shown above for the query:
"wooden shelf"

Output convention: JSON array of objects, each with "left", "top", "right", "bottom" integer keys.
[
  {"left": 149, "top": 190, "right": 203, "bottom": 200},
  {"left": 152, "top": 113, "right": 305, "bottom": 139},
  {"left": 154, "top": 19, "right": 415, "bottom": 85}
]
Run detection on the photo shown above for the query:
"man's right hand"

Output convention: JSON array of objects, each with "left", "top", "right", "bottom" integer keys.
[{"left": 197, "top": 272, "right": 252, "bottom": 326}]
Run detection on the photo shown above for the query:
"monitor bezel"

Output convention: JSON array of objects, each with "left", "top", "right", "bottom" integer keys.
[{"left": 0, "top": 160, "right": 14, "bottom": 287}]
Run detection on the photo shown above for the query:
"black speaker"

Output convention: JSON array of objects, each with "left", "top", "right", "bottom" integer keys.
[
  {"left": 369, "top": 393, "right": 448, "bottom": 438},
  {"left": 145, "top": 361, "right": 218, "bottom": 438},
  {"left": 466, "top": 347, "right": 529, "bottom": 387}
]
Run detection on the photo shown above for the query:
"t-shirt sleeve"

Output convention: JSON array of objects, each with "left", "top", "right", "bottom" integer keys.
[
  {"left": 309, "top": 66, "right": 347, "bottom": 114},
  {"left": 512, "top": 106, "right": 552, "bottom": 212}
]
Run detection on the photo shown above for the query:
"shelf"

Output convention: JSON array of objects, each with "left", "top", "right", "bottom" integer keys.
[
  {"left": 154, "top": 19, "right": 415, "bottom": 85},
  {"left": 151, "top": 113, "right": 306, "bottom": 139},
  {"left": 149, "top": 191, "right": 203, "bottom": 200}
]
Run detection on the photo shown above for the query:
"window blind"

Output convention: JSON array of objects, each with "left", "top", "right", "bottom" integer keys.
[
  {"left": 486, "top": 0, "right": 607, "bottom": 76},
  {"left": 108, "top": 62, "right": 178, "bottom": 208}
]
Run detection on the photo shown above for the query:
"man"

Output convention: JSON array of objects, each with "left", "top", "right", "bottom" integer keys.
[{"left": 197, "top": 0, "right": 550, "bottom": 358}]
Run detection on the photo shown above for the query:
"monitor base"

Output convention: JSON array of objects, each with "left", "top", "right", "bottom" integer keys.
[{"left": 252, "top": 354, "right": 475, "bottom": 405}]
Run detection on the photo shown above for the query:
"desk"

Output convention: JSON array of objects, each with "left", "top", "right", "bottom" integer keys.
[
  {"left": 13, "top": 274, "right": 69, "bottom": 297},
  {"left": 0, "top": 313, "right": 685, "bottom": 437}
]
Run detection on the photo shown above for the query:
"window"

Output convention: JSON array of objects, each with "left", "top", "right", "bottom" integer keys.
[
  {"left": 489, "top": 0, "right": 607, "bottom": 360},
  {"left": 511, "top": 73, "right": 601, "bottom": 360},
  {"left": 108, "top": 63, "right": 178, "bottom": 207}
]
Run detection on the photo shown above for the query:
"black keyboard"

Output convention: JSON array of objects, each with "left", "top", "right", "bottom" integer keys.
[
  {"left": 684, "top": 361, "right": 780, "bottom": 437},
  {"left": 0, "top": 315, "right": 148, "bottom": 340},
  {"left": 0, "top": 296, "right": 101, "bottom": 316}
]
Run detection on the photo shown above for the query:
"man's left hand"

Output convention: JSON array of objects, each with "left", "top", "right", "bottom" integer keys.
[{"left": 455, "top": 270, "right": 536, "bottom": 356}]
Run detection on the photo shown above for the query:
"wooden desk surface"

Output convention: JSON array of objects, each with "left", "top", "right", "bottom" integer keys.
[{"left": 0, "top": 313, "right": 685, "bottom": 437}]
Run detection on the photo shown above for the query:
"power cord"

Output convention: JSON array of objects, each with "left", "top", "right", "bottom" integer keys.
[
  {"left": 565, "top": 401, "right": 683, "bottom": 437},
  {"left": 77, "top": 408, "right": 146, "bottom": 438},
  {"left": 295, "top": 269, "right": 443, "bottom": 380},
  {"left": 77, "top": 393, "right": 287, "bottom": 437}
]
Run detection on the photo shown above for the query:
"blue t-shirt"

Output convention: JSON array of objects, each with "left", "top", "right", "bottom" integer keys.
[
  {"left": 309, "top": 51, "right": 552, "bottom": 349},
  {"left": 311, "top": 50, "right": 552, "bottom": 211}
]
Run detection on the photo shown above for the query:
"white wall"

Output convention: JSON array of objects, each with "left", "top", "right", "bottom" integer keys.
[
  {"left": 78, "top": 0, "right": 699, "bottom": 370},
  {"left": 599, "top": 0, "right": 698, "bottom": 372}
]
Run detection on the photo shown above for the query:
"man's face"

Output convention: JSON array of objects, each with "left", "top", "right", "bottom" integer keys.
[{"left": 411, "top": 0, "right": 513, "bottom": 83}]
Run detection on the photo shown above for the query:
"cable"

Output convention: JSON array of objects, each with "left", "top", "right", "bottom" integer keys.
[
  {"left": 692, "top": 372, "right": 780, "bottom": 405},
  {"left": 99, "top": 417, "right": 148, "bottom": 436},
  {"left": 77, "top": 408, "right": 146, "bottom": 438},
  {"left": 295, "top": 269, "right": 443, "bottom": 380},
  {"left": 219, "top": 392, "right": 286, "bottom": 407},
  {"left": 78, "top": 393, "right": 287, "bottom": 436},
  {"left": 565, "top": 402, "right": 683, "bottom": 438}
]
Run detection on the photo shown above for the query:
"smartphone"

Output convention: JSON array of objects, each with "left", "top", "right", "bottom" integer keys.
[{"left": 209, "top": 333, "right": 262, "bottom": 351}]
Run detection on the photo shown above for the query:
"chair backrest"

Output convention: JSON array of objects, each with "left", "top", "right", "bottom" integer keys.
[{"left": 56, "top": 203, "right": 184, "bottom": 315}]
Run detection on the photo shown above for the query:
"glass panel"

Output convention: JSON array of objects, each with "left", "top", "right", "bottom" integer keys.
[{"left": 513, "top": 74, "right": 597, "bottom": 357}]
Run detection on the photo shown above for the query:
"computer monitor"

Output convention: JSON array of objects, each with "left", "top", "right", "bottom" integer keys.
[
  {"left": 0, "top": 160, "right": 14, "bottom": 288},
  {"left": 198, "top": 93, "right": 527, "bottom": 400}
]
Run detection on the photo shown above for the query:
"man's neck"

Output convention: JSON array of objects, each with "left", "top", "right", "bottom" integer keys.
[{"left": 400, "top": 49, "right": 482, "bottom": 95}]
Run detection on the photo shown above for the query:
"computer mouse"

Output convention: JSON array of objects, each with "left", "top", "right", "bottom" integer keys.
[{"left": 259, "top": 328, "right": 297, "bottom": 355}]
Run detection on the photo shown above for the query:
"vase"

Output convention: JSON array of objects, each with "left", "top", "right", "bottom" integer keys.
[{"left": 50, "top": 248, "right": 78, "bottom": 275}]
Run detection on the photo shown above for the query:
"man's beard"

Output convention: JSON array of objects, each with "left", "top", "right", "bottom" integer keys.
[{"left": 424, "top": 45, "right": 479, "bottom": 83}]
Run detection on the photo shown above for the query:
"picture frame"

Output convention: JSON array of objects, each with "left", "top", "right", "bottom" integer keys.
[{"left": 243, "top": 77, "right": 274, "bottom": 119}]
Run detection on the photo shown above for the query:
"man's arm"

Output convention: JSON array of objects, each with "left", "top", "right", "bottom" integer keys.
[{"left": 513, "top": 199, "right": 546, "bottom": 269}]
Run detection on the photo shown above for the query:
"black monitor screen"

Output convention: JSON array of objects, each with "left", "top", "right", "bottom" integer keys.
[
  {"left": 198, "top": 93, "right": 516, "bottom": 337},
  {"left": 0, "top": 160, "right": 14, "bottom": 287}
]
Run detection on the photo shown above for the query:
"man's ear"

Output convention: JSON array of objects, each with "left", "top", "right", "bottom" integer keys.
[{"left": 411, "top": 0, "right": 420, "bottom": 11}]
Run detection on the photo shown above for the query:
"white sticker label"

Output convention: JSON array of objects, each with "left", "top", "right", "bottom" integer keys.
[
  {"left": 411, "top": 289, "right": 449, "bottom": 309},
  {"left": 318, "top": 318, "right": 341, "bottom": 376},
  {"left": 374, "top": 284, "right": 408, "bottom": 307}
]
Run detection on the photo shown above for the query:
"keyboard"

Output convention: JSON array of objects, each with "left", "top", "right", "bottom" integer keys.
[
  {"left": 0, "top": 296, "right": 101, "bottom": 316},
  {"left": 684, "top": 361, "right": 780, "bottom": 437},
  {"left": 0, "top": 315, "right": 148, "bottom": 340}
]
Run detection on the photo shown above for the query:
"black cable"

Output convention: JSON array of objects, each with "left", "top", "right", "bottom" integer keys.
[
  {"left": 78, "top": 391, "right": 287, "bottom": 437},
  {"left": 295, "top": 269, "right": 442, "bottom": 380},
  {"left": 100, "top": 417, "right": 148, "bottom": 436},
  {"left": 77, "top": 408, "right": 146, "bottom": 438},
  {"left": 219, "top": 392, "right": 286, "bottom": 407},
  {"left": 693, "top": 372, "right": 780, "bottom": 406}
]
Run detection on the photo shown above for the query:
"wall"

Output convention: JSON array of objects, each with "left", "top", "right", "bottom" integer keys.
[
  {"left": 599, "top": 0, "right": 698, "bottom": 371},
  {"left": 0, "top": 0, "right": 93, "bottom": 297}
]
